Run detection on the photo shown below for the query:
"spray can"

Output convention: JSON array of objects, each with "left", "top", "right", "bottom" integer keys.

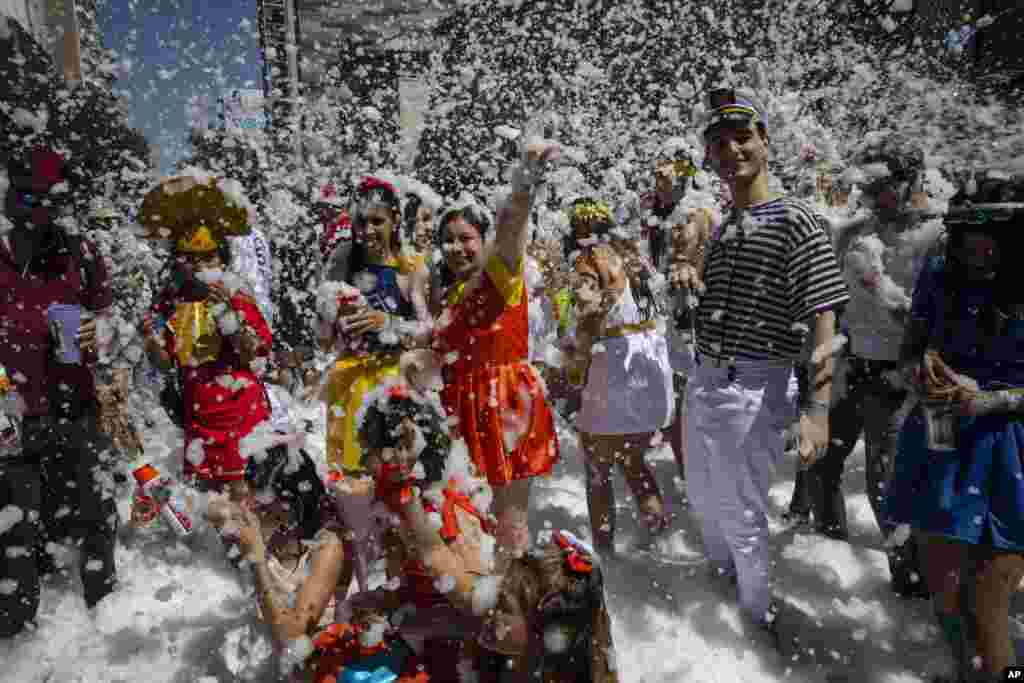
[{"left": 132, "top": 464, "right": 195, "bottom": 537}]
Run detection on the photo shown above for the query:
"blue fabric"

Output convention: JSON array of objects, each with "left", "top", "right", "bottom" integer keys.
[
  {"left": 357, "top": 264, "right": 415, "bottom": 355},
  {"left": 360, "top": 264, "right": 414, "bottom": 319},
  {"left": 912, "top": 256, "right": 1024, "bottom": 389},
  {"left": 338, "top": 641, "right": 407, "bottom": 683},
  {"left": 340, "top": 667, "right": 398, "bottom": 683},
  {"left": 885, "top": 256, "right": 1024, "bottom": 550}
]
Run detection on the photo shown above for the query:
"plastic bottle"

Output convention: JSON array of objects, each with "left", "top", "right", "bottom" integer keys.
[{"left": 132, "top": 464, "right": 195, "bottom": 537}]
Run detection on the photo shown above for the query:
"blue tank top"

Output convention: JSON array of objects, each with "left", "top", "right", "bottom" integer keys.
[{"left": 354, "top": 263, "right": 415, "bottom": 354}]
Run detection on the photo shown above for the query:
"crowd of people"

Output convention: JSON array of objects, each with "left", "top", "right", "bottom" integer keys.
[{"left": 0, "top": 83, "right": 1022, "bottom": 683}]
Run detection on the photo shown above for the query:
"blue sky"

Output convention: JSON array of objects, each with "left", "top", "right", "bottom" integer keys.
[{"left": 96, "top": 0, "right": 261, "bottom": 174}]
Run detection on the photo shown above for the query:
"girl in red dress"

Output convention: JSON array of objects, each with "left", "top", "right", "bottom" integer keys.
[{"left": 432, "top": 142, "right": 562, "bottom": 568}]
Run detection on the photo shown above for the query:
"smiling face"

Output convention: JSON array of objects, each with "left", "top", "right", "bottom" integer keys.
[
  {"left": 360, "top": 206, "right": 398, "bottom": 261},
  {"left": 443, "top": 214, "right": 486, "bottom": 282},
  {"left": 414, "top": 205, "right": 434, "bottom": 253},
  {"left": 654, "top": 160, "right": 676, "bottom": 194},
  {"left": 706, "top": 123, "right": 769, "bottom": 185}
]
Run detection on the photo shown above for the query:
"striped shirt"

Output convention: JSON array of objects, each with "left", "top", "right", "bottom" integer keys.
[{"left": 696, "top": 197, "right": 848, "bottom": 362}]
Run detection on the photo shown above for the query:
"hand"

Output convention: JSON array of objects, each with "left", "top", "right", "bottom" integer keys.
[
  {"left": 237, "top": 508, "right": 267, "bottom": 564},
  {"left": 341, "top": 309, "right": 389, "bottom": 336},
  {"left": 510, "top": 141, "right": 561, "bottom": 193},
  {"left": 669, "top": 262, "right": 704, "bottom": 295},
  {"left": 797, "top": 411, "right": 830, "bottom": 467},
  {"left": 207, "top": 282, "right": 233, "bottom": 306},
  {"left": 78, "top": 318, "right": 98, "bottom": 353},
  {"left": 959, "top": 391, "right": 1022, "bottom": 417}
]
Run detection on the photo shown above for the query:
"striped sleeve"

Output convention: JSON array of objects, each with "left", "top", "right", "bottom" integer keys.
[{"left": 785, "top": 202, "right": 849, "bottom": 322}]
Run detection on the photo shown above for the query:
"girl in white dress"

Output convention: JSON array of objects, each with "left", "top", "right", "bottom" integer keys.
[{"left": 567, "top": 242, "right": 674, "bottom": 555}]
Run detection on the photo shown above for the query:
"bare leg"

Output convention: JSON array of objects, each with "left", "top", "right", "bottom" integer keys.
[
  {"left": 618, "top": 433, "right": 667, "bottom": 531},
  {"left": 581, "top": 432, "right": 617, "bottom": 553},
  {"left": 492, "top": 478, "right": 533, "bottom": 572},
  {"left": 973, "top": 551, "right": 1024, "bottom": 676}
]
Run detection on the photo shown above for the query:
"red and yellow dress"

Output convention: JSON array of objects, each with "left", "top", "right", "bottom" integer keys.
[
  {"left": 435, "top": 255, "right": 559, "bottom": 486},
  {"left": 154, "top": 293, "right": 272, "bottom": 483}
]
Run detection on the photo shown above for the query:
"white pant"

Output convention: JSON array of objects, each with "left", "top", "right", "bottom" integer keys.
[{"left": 685, "top": 359, "right": 796, "bottom": 624}]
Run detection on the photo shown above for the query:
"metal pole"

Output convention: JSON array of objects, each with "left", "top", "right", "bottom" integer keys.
[{"left": 284, "top": 0, "right": 302, "bottom": 165}]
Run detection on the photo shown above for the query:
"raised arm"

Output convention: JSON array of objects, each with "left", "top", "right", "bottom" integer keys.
[{"left": 494, "top": 141, "right": 561, "bottom": 274}]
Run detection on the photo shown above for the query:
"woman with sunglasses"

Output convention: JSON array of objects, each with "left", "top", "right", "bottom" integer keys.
[
  {"left": 139, "top": 175, "right": 273, "bottom": 491},
  {"left": 564, "top": 214, "right": 675, "bottom": 556},
  {"left": 885, "top": 175, "right": 1024, "bottom": 683},
  {"left": 432, "top": 142, "right": 562, "bottom": 570},
  {"left": 319, "top": 176, "right": 430, "bottom": 476}
]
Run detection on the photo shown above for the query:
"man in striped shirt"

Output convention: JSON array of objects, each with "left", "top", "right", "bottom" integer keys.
[{"left": 685, "top": 86, "right": 848, "bottom": 635}]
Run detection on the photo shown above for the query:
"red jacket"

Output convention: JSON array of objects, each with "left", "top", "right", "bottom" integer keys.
[
  {"left": 154, "top": 292, "right": 272, "bottom": 482},
  {"left": 0, "top": 235, "right": 112, "bottom": 418}
]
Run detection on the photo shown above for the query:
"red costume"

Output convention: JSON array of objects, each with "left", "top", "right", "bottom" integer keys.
[
  {"left": 435, "top": 256, "right": 559, "bottom": 485},
  {"left": 153, "top": 292, "right": 272, "bottom": 483}
]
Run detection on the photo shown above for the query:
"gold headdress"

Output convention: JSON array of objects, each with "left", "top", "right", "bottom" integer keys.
[
  {"left": 138, "top": 175, "right": 252, "bottom": 252},
  {"left": 569, "top": 199, "right": 613, "bottom": 224}
]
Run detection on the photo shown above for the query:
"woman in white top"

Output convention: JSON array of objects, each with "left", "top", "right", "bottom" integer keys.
[
  {"left": 567, "top": 241, "right": 674, "bottom": 554},
  {"left": 207, "top": 447, "right": 348, "bottom": 677}
]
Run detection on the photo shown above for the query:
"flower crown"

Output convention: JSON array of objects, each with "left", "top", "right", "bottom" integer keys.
[{"left": 569, "top": 200, "right": 613, "bottom": 224}]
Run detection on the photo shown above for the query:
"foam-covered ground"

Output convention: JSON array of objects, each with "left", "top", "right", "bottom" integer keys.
[{"left": 2, "top": 396, "right": 1019, "bottom": 683}]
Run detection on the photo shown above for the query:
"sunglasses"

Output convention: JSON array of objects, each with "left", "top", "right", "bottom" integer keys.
[{"left": 14, "top": 190, "right": 42, "bottom": 209}]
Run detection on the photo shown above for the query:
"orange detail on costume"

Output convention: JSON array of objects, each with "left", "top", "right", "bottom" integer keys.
[
  {"left": 375, "top": 463, "right": 415, "bottom": 510},
  {"left": 554, "top": 531, "right": 594, "bottom": 575},
  {"left": 426, "top": 479, "right": 493, "bottom": 541},
  {"left": 436, "top": 258, "right": 559, "bottom": 486}
]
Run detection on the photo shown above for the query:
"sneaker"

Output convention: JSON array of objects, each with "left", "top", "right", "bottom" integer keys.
[
  {"left": 707, "top": 565, "right": 739, "bottom": 596},
  {"left": 650, "top": 529, "right": 701, "bottom": 564},
  {"left": 761, "top": 601, "right": 800, "bottom": 657},
  {"left": 781, "top": 509, "right": 812, "bottom": 527}
]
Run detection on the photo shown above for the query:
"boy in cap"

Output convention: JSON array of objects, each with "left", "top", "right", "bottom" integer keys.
[{"left": 687, "top": 87, "right": 848, "bottom": 635}]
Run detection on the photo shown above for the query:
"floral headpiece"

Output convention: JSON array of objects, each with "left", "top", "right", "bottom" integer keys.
[
  {"left": 353, "top": 176, "right": 400, "bottom": 219},
  {"left": 569, "top": 199, "right": 613, "bottom": 225},
  {"left": 0, "top": 366, "right": 11, "bottom": 396},
  {"left": 138, "top": 174, "right": 252, "bottom": 252}
]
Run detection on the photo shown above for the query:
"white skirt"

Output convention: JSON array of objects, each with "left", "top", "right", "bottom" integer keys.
[{"left": 577, "top": 330, "right": 675, "bottom": 435}]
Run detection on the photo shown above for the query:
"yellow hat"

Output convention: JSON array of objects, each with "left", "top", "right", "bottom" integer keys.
[
  {"left": 176, "top": 225, "right": 219, "bottom": 253},
  {"left": 139, "top": 175, "right": 251, "bottom": 247}
]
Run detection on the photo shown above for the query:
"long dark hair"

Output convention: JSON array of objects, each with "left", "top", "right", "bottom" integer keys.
[
  {"left": 938, "top": 178, "right": 1024, "bottom": 351},
  {"left": 358, "top": 390, "right": 451, "bottom": 486},
  {"left": 566, "top": 207, "right": 661, "bottom": 322},
  {"left": 339, "top": 178, "right": 402, "bottom": 284},
  {"left": 437, "top": 203, "right": 492, "bottom": 291},
  {"left": 245, "top": 447, "right": 326, "bottom": 541},
  {"left": 402, "top": 193, "right": 425, "bottom": 247}
]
